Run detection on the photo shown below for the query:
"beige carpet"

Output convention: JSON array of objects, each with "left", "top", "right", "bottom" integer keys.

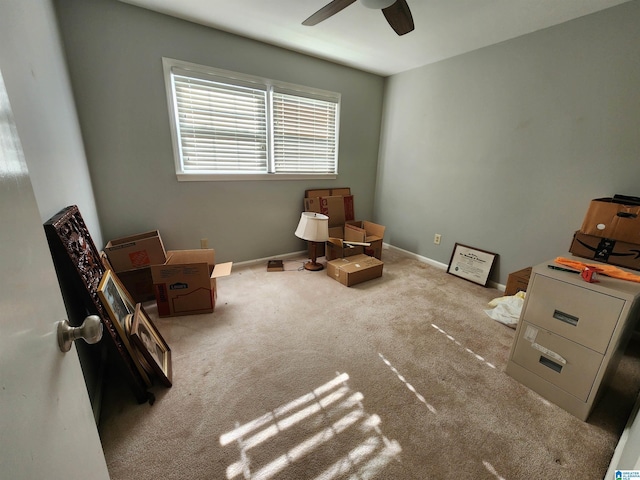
[{"left": 98, "top": 247, "right": 640, "bottom": 479}]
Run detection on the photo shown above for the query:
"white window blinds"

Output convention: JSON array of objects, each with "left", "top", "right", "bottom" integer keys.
[
  {"left": 172, "top": 74, "right": 268, "bottom": 174},
  {"left": 164, "top": 59, "right": 340, "bottom": 180},
  {"left": 272, "top": 91, "right": 338, "bottom": 174}
]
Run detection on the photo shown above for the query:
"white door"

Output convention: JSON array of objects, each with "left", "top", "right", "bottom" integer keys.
[{"left": 0, "top": 71, "right": 110, "bottom": 479}]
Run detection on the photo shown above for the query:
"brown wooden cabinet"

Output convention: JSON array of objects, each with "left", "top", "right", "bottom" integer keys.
[{"left": 504, "top": 267, "right": 532, "bottom": 296}]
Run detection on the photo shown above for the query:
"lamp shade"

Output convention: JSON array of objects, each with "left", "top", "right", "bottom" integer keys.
[{"left": 295, "top": 212, "right": 329, "bottom": 242}]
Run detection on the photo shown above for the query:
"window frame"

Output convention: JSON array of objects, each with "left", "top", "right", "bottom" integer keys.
[{"left": 162, "top": 58, "right": 340, "bottom": 182}]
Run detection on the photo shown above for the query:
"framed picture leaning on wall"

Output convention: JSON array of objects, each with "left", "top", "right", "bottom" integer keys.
[
  {"left": 447, "top": 243, "right": 497, "bottom": 287},
  {"left": 98, "top": 269, "right": 152, "bottom": 387}
]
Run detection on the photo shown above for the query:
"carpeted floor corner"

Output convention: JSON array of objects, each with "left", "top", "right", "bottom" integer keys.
[{"left": 98, "top": 247, "right": 640, "bottom": 479}]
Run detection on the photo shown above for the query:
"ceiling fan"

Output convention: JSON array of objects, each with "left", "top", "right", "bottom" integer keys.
[{"left": 303, "top": 0, "right": 414, "bottom": 36}]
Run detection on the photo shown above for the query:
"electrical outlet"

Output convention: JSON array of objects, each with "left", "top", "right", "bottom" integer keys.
[
  {"left": 200, "top": 238, "right": 208, "bottom": 249},
  {"left": 434, "top": 234, "right": 441, "bottom": 245}
]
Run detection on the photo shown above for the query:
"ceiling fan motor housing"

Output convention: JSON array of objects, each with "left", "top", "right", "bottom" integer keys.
[{"left": 361, "top": 0, "right": 396, "bottom": 9}]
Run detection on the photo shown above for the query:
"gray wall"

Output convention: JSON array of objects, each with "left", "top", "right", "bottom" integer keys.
[
  {"left": 0, "top": 0, "right": 102, "bottom": 247},
  {"left": 53, "top": 0, "right": 640, "bottom": 281},
  {"left": 375, "top": 1, "right": 640, "bottom": 284},
  {"left": 55, "top": 0, "right": 385, "bottom": 263}
]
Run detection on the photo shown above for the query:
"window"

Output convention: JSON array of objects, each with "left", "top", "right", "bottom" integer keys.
[{"left": 163, "top": 58, "right": 340, "bottom": 181}]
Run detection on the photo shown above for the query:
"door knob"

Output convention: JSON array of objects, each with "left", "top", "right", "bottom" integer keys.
[{"left": 57, "top": 315, "right": 103, "bottom": 352}]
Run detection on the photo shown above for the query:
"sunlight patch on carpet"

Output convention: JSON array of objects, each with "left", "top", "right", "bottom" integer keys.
[
  {"left": 220, "top": 372, "right": 401, "bottom": 480},
  {"left": 483, "top": 460, "right": 507, "bottom": 480},
  {"left": 378, "top": 353, "right": 437, "bottom": 414},
  {"left": 432, "top": 324, "right": 497, "bottom": 369}
]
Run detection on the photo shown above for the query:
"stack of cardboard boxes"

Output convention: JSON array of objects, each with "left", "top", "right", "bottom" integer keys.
[
  {"left": 303, "top": 188, "right": 355, "bottom": 258},
  {"left": 505, "top": 195, "right": 640, "bottom": 296},
  {"left": 103, "top": 230, "right": 166, "bottom": 303},
  {"left": 570, "top": 195, "right": 640, "bottom": 270},
  {"left": 103, "top": 231, "right": 232, "bottom": 317},
  {"left": 303, "top": 188, "right": 386, "bottom": 286}
]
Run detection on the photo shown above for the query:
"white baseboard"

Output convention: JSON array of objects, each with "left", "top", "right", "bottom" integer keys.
[
  {"left": 383, "top": 243, "right": 448, "bottom": 270},
  {"left": 383, "top": 243, "right": 505, "bottom": 292},
  {"left": 234, "top": 243, "right": 506, "bottom": 291},
  {"left": 234, "top": 250, "right": 307, "bottom": 268}
]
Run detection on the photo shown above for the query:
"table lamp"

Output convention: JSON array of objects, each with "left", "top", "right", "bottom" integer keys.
[{"left": 295, "top": 212, "right": 329, "bottom": 271}]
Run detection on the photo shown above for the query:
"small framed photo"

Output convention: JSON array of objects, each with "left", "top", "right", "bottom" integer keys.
[
  {"left": 98, "top": 269, "right": 135, "bottom": 330},
  {"left": 130, "top": 304, "right": 173, "bottom": 387},
  {"left": 447, "top": 243, "right": 498, "bottom": 287},
  {"left": 98, "top": 270, "right": 152, "bottom": 386}
]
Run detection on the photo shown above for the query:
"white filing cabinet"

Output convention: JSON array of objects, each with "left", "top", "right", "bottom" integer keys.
[{"left": 506, "top": 257, "right": 640, "bottom": 420}]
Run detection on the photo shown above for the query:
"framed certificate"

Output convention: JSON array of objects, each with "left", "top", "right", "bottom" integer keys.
[{"left": 447, "top": 243, "right": 497, "bottom": 287}]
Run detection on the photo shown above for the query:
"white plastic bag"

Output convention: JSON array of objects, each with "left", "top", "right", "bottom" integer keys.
[{"left": 484, "top": 291, "right": 525, "bottom": 328}]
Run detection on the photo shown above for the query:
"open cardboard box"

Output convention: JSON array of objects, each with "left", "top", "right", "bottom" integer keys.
[
  {"left": 326, "top": 220, "right": 386, "bottom": 261},
  {"left": 104, "top": 230, "right": 167, "bottom": 271},
  {"left": 103, "top": 230, "right": 167, "bottom": 303},
  {"left": 151, "top": 249, "right": 233, "bottom": 317},
  {"left": 100, "top": 252, "right": 156, "bottom": 303}
]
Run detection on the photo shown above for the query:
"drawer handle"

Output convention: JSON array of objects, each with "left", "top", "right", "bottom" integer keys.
[
  {"left": 531, "top": 342, "right": 567, "bottom": 365},
  {"left": 553, "top": 309, "right": 579, "bottom": 326},
  {"left": 617, "top": 211, "right": 638, "bottom": 219},
  {"left": 539, "top": 356, "right": 563, "bottom": 373}
]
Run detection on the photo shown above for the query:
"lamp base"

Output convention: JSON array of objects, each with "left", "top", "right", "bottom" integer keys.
[{"left": 303, "top": 261, "right": 324, "bottom": 271}]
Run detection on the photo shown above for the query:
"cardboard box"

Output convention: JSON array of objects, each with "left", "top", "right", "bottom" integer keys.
[
  {"left": 308, "top": 226, "right": 343, "bottom": 260},
  {"left": 104, "top": 230, "right": 167, "bottom": 272},
  {"left": 343, "top": 195, "right": 355, "bottom": 222},
  {"left": 325, "top": 220, "right": 386, "bottom": 261},
  {"left": 303, "top": 189, "right": 355, "bottom": 226},
  {"left": 504, "top": 267, "right": 532, "bottom": 296},
  {"left": 101, "top": 251, "right": 155, "bottom": 303},
  {"left": 304, "top": 195, "right": 347, "bottom": 227},
  {"left": 580, "top": 197, "right": 640, "bottom": 244},
  {"left": 327, "top": 254, "right": 384, "bottom": 287},
  {"left": 301, "top": 187, "right": 357, "bottom": 258},
  {"left": 151, "top": 249, "right": 233, "bottom": 317},
  {"left": 117, "top": 267, "right": 156, "bottom": 303},
  {"left": 305, "top": 189, "right": 331, "bottom": 198},
  {"left": 347, "top": 221, "right": 386, "bottom": 260},
  {"left": 305, "top": 188, "right": 351, "bottom": 198},
  {"left": 325, "top": 238, "right": 365, "bottom": 260},
  {"left": 569, "top": 231, "right": 640, "bottom": 271},
  {"left": 325, "top": 221, "right": 368, "bottom": 260}
]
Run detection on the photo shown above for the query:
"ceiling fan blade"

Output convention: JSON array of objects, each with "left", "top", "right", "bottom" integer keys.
[
  {"left": 303, "top": 0, "right": 357, "bottom": 26},
  {"left": 382, "top": 0, "right": 414, "bottom": 35}
]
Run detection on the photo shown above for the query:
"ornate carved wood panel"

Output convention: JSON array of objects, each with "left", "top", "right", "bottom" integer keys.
[{"left": 44, "top": 205, "right": 149, "bottom": 404}]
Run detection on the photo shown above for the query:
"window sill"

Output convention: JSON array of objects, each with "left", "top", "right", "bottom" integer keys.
[{"left": 176, "top": 173, "right": 338, "bottom": 182}]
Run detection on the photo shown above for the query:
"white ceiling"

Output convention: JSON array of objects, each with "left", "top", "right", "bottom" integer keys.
[{"left": 119, "top": 0, "right": 631, "bottom": 76}]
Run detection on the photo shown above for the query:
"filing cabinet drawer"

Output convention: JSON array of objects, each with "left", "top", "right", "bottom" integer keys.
[
  {"left": 523, "top": 275, "right": 624, "bottom": 353},
  {"left": 512, "top": 322, "right": 603, "bottom": 401}
]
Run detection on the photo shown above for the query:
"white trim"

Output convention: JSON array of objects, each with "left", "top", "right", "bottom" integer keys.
[
  {"left": 606, "top": 392, "right": 640, "bottom": 475},
  {"left": 162, "top": 58, "right": 184, "bottom": 177},
  {"left": 162, "top": 57, "right": 340, "bottom": 180},
  {"left": 384, "top": 243, "right": 505, "bottom": 291},
  {"left": 383, "top": 243, "right": 448, "bottom": 270},
  {"left": 233, "top": 250, "right": 307, "bottom": 269},
  {"left": 177, "top": 173, "right": 337, "bottom": 182},
  {"left": 164, "top": 58, "right": 340, "bottom": 102},
  {"left": 231, "top": 243, "right": 506, "bottom": 291}
]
